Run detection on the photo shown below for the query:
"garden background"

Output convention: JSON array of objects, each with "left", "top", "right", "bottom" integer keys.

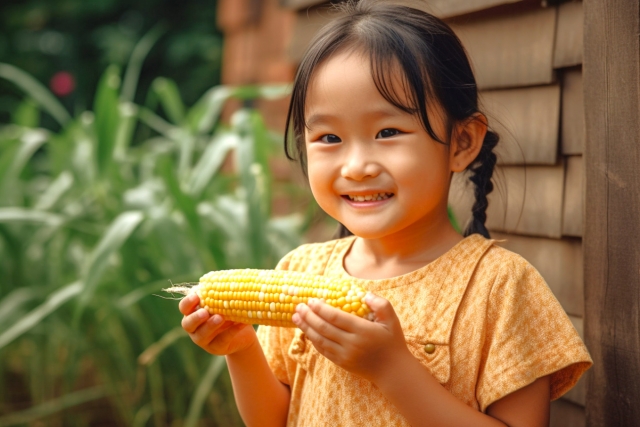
[{"left": 0, "top": 0, "right": 320, "bottom": 425}]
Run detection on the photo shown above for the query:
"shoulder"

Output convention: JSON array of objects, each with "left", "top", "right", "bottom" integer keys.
[
  {"left": 474, "top": 242, "right": 545, "bottom": 292},
  {"left": 275, "top": 237, "right": 356, "bottom": 274}
]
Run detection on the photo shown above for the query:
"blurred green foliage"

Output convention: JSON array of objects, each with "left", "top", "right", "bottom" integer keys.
[
  {"left": 0, "top": 23, "right": 306, "bottom": 426},
  {"left": 0, "top": 0, "right": 223, "bottom": 127}
]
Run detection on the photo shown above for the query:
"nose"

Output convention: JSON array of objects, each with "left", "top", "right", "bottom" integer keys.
[{"left": 340, "top": 142, "right": 382, "bottom": 181}]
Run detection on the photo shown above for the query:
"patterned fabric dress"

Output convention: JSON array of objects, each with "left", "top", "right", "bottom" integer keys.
[{"left": 257, "top": 234, "right": 592, "bottom": 426}]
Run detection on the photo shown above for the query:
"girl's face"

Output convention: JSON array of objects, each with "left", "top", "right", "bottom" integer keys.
[{"left": 304, "top": 50, "right": 455, "bottom": 240}]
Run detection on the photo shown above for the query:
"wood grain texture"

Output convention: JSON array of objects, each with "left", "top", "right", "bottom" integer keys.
[
  {"left": 563, "top": 155, "right": 583, "bottom": 237},
  {"left": 449, "top": 164, "right": 566, "bottom": 238},
  {"left": 550, "top": 399, "right": 586, "bottom": 427},
  {"left": 487, "top": 165, "right": 565, "bottom": 237},
  {"left": 553, "top": 1, "right": 584, "bottom": 68},
  {"left": 493, "top": 232, "right": 584, "bottom": 316},
  {"left": 583, "top": 0, "right": 640, "bottom": 425},
  {"left": 288, "top": 7, "right": 338, "bottom": 62},
  {"left": 450, "top": 7, "right": 557, "bottom": 89},
  {"left": 280, "top": 0, "right": 325, "bottom": 10},
  {"left": 561, "top": 67, "right": 585, "bottom": 155},
  {"left": 482, "top": 85, "right": 561, "bottom": 165}
]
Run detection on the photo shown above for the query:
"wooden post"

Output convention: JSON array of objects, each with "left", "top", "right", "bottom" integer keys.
[{"left": 583, "top": 0, "right": 640, "bottom": 425}]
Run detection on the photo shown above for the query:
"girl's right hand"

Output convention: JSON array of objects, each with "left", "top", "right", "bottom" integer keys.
[{"left": 179, "top": 293, "right": 257, "bottom": 356}]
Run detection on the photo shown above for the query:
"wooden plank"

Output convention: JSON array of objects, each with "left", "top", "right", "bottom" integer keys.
[
  {"left": 449, "top": 164, "right": 566, "bottom": 239},
  {"left": 288, "top": 7, "right": 339, "bottom": 62},
  {"left": 450, "top": 7, "right": 557, "bottom": 89},
  {"left": 550, "top": 399, "right": 585, "bottom": 427},
  {"left": 561, "top": 67, "right": 584, "bottom": 155},
  {"left": 553, "top": 1, "right": 584, "bottom": 68},
  {"left": 493, "top": 233, "right": 583, "bottom": 316},
  {"left": 482, "top": 85, "right": 561, "bottom": 165},
  {"left": 281, "top": 0, "right": 525, "bottom": 17},
  {"left": 413, "top": 0, "right": 523, "bottom": 18},
  {"left": 487, "top": 165, "right": 565, "bottom": 237},
  {"left": 583, "top": 0, "right": 640, "bottom": 425},
  {"left": 563, "top": 155, "right": 583, "bottom": 237},
  {"left": 280, "top": 0, "right": 325, "bottom": 10}
]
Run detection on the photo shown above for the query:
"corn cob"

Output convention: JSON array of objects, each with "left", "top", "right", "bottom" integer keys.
[{"left": 173, "top": 269, "right": 374, "bottom": 327}]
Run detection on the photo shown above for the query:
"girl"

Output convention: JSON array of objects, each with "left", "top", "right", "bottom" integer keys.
[{"left": 179, "top": 1, "right": 592, "bottom": 426}]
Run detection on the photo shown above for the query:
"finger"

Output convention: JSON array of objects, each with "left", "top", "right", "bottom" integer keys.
[
  {"left": 192, "top": 316, "right": 233, "bottom": 346},
  {"left": 363, "top": 293, "right": 400, "bottom": 326},
  {"left": 179, "top": 293, "right": 201, "bottom": 315},
  {"left": 293, "top": 309, "right": 341, "bottom": 355},
  {"left": 307, "top": 298, "right": 364, "bottom": 333},
  {"left": 294, "top": 303, "right": 349, "bottom": 343},
  {"left": 181, "top": 308, "right": 211, "bottom": 333}
]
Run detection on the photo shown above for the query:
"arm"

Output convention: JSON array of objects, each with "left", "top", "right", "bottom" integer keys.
[
  {"left": 293, "top": 295, "right": 550, "bottom": 427},
  {"left": 180, "top": 294, "right": 290, "bottom": 427}
]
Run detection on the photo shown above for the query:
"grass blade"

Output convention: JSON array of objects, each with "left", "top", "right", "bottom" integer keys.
[
  {"left": 184, "top": 356, "right": 227, "bottom": 427},
  {"left": 94, "top": 65, "right": 121, "bottom": 176},
  {"left": 34, "top": 171, "right": 74, "bottom": 211},
  {"left": 121, "top": 24, "right": 166, "bottom": 104},
  {"left": 77, "top": 211, "right": 144, "bottom": 309},
  {"left": 0, "top": 386, "right": 106, "bottom": 426},
  {"left": 0, "top": 281, "right": 82, "bottom": 350},
  {"left": 152, "top": 77, "right": 186, "bottom": 125},
  {"left": 0, "top": 288, "right": 39, "bottom": 326},
  {"left": 187, "top": 131, "right": 238, "bottom": 197},
  {"left": 0, "top": 63, "right": 71, "bottom": 126},
  {"left": 0, "top": 208, "right": 64, "bottom": 226}
]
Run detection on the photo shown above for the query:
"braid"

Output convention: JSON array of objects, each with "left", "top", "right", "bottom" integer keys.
[{"left": 464, "top": 130, "right": 499, "bottom": 238}]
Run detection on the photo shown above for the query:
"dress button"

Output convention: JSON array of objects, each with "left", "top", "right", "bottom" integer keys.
[{"left": 424, "top": 343, "right": 436, "bottom": 354}]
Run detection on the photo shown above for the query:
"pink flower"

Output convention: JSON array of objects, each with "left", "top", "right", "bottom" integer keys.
[{"left": 49, "top": 71, "right": 75, "bottom": 97}]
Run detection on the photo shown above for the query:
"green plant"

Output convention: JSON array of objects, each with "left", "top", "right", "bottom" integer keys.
[{"left": 0, "top": 30, "right": 301, "bottom": 426}]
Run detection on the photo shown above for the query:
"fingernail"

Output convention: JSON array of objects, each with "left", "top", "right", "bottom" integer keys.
[
  {"left": 212, "top": 315, "right": 223, "bottom": 324},
  {"left": 198, "top": 309, "right": 209, "bottom": 319},
  {"left": 364, "top": 292, "right": 373, "bottom": 303},
  {"left": 296, "top": 303, "right": 306, "bottom": 313},
  {"left": 292, "top": 313, "right": 300, "bottom": 324}
]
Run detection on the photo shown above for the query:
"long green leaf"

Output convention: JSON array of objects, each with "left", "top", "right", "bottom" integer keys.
[
  {"left": 186, "top": 86, "right": 232, "bottom": 135},
  {"left": 187, "top": 131, "right": 238, "bottom": 197},
  {"left": 151, "top": 77, "right": 186, "bottom": 125},
  {"left": 0, "top": 208, "right": 64, "bottom": 226},
  {"left": 121, "top": 24, "right": 166, "bottom": 104},
  {"left": 0, "top": 288, "right": 39, "bottom": 326},
  {"left": 77, "top": 211, "right": 144, "bottom": 308},
  {"left": 0, "top": 386, "right": 106, "bottom": 426},
  {"left": 0, "top": 63, "right": 71, "bottom": 126},
  {"left": 0, "top": 281, "right": 82, "bottom": 350},
  {"left": 184, "top": 356, "right": 227, "bottom": 427},
  {"left": 34, "top": 171, "right": 74, "bottom": 211},
  {"left": 94, "top": 65, "right": 121, "bottom": 176}
]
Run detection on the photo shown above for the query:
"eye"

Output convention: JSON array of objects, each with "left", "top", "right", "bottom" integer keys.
[
  {"left": 376, "top": 128, "right": 401, "bottom": 139},
  {"left": 320, "top": 134, "right": 342, "bottom": 143}
]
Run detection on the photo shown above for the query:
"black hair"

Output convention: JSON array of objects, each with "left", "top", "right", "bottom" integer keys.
[{"left": 284, "top": 0, "right": 498, "bottom": 239}]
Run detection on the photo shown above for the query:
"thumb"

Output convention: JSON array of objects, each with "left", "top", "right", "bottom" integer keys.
[{"left": 363, "top": 293, "right": 399, "bottom": 325}]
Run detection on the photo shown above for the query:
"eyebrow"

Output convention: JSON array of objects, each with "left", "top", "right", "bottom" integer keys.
[{"left": 306, "top": 108, "right": 406, "bottom": 128}]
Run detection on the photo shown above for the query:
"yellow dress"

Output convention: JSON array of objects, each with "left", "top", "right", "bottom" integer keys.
[{"left": 257, "top": 234, "right": 592, "bottom": 426}]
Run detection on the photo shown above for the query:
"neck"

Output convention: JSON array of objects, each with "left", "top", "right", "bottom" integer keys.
[{"left": 345, "top": 208, "right": 464, "bottom": 279}]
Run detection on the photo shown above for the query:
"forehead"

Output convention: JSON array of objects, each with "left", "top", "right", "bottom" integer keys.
[{"left": 305, "top": 50, "right": 409, "bottom": 114}]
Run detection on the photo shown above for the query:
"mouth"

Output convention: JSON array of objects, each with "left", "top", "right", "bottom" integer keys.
[{"left": 342, "top": 192, "right": 394, "bottom": 202}]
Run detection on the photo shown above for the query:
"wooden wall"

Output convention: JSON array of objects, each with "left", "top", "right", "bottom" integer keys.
[{"left": 219, "top": 0, "right": 592, "bottom": 424}]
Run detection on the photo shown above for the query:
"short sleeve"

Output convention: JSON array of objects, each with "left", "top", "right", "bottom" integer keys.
[
  {"left": 476, "top": 256, "right": 593, "bottom": 412},
  {"left": 256, "top": 247, "right": 299, "bottom": 385}
]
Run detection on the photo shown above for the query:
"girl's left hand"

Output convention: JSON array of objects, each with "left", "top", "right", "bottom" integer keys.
[{"left": 291, "top": 293, "right": 411, "bottom": 384}]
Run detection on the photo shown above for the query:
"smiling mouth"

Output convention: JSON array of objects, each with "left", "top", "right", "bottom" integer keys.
[{"left": 343, "top": 192, "right": 394, "bottom": 202}]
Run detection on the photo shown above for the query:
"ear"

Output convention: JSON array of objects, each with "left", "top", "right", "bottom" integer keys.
[{"left": 449, "top": 113, "right": 488, "bottom": 173}]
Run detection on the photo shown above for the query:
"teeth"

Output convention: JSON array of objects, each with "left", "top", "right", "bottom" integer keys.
[{"left": 347, "top": 192, "right": 392, "bottom": 201}]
